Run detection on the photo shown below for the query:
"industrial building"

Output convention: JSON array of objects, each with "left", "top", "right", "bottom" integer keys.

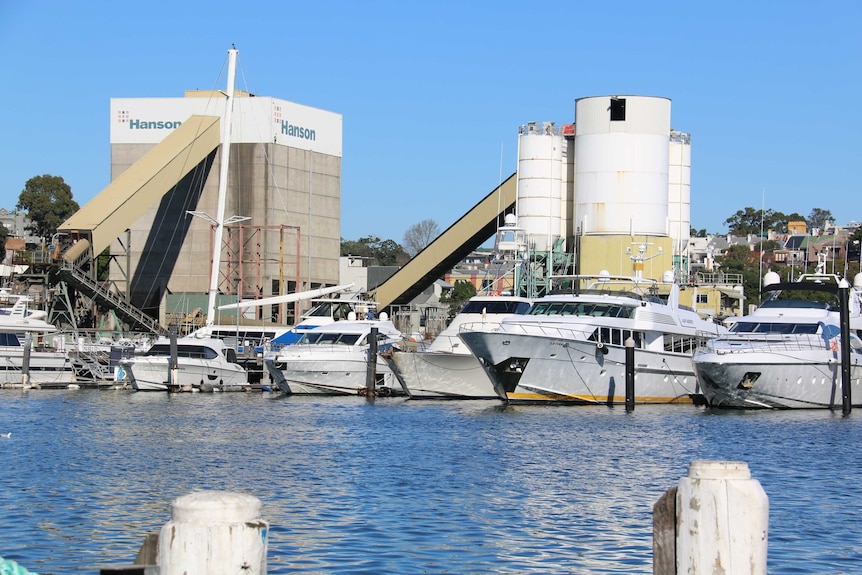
[
  {"left": 60, "top": 79, "right": 342, "bottom": 329},
  {"left": 53, "top": 85, "right": 737, "bottom": 334}
]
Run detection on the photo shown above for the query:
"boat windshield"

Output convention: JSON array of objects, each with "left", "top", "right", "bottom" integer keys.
[
  {"left": 298, "top": 332, "right": 363, "bottom": 345},
  {"left": 460, "top": 300, "right": 531, "bottom": 315},
  {"left": 729, "top": 322, "right": 820, "bottom": 334},
  {"left": 528, "top": 301, "right": 636, "bottom": 318},
  {"left": 304, "top": 302, "right": 358, "bottom": 320}
]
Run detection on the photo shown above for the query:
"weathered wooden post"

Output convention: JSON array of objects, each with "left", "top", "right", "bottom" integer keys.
[
  {"left": 366, "top": 326, "right": 378, "bottom": 396},
  {"left": 158, "top": 491, "right": 268, "bottom": 575},
  {"left": 625, "top": 336, "right": 635, "bottom": 411},
  {"left": 663, "top": 460, "right": 768, "bottom": 575},
  {"left": 21, "top": 332, "right": 32, "bottom": 388},
  {"left": 168, "top": 328, "right": 179, "bottom": 392}
]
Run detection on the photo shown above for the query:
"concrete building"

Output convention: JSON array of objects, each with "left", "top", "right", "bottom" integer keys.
[{"left": 104, "top": 87, "right": 342, "bottom": 325}]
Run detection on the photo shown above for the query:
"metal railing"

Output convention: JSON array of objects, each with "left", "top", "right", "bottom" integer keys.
[
  {"left": 59, "top": 259, "right": 167, "bottom": 336},
  {"left": 699, "top": 333, "right": 843, "bottom": 354}
]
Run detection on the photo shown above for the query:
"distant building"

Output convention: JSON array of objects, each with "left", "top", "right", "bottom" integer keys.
[{"left": 0, "top": 208, "right": 38, "bottom": 243}]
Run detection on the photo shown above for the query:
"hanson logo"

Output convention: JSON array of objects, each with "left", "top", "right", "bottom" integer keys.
[
  {"left": 117, "top": 112, "right": 182, "bottom": 130},
  {"left": 279, "top": 120, "right": 316, "bottom": 141}
]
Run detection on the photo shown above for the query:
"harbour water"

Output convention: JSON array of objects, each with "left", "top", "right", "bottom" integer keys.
[{"left": 1, "top": 390, "right": 861, "bottom": 574}]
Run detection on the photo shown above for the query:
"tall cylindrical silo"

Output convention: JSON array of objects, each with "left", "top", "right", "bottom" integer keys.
[
  {"left": 517, "top": 121, "right": 562, "bottom": 252},
  {"left": 574, "top": 96, "right": 670, "bottom": 236},
  {"left": 668, "top": 130, "right": 692, "bottom": 258}
]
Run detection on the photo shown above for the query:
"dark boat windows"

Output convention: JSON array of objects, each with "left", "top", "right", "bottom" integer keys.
[
  {"left": 298, "top": 332, "right": 363, "bottom": 345},
  {"left": 0, "top": 333, "right": 23, "bottom": 346},
  {"left": 529, "top": 301, "right": 635, "bottom": 318},
  {"left": 460, "top": 300, "right": 531, "bottom": 315},
  {"left": 588, "top": 327, "right": 643, "bottom": 348},
  {"left": 305, "top": 302, "right": 357, "bottom": 320},
  {"left": 729, "top": 322, "right": 819, "bottom": 334},
  {"left": 145, "top": 344, "right": 219, "bottom": 360}
]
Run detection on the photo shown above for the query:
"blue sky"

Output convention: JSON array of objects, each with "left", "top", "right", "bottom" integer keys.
[{"left": 1, "top": 1, "right": 859, "bottom": 243}]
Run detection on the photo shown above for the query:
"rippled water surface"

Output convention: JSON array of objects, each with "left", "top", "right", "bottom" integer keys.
[{"left": 2, "top": 390, "right": 861, "bottom": 574}]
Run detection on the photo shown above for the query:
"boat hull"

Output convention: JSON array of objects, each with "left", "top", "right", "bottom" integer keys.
[
  {"left": 122, "top": 357, "right": 248, "bottom": 392},
  {"left": 265, "top": 354, "right": 402, "bottom": 396},
  {"left": 694, "top": 349, "right": 862, "bottom": 409},
  {"left": 0, "top": 348, "right": 77, "bottom": 387},
  {"left": 459, "top": 331, "right": 700, "bottom": 404},
  {"left": 386, "top": 350, "right": 499, "bottom": 400}
]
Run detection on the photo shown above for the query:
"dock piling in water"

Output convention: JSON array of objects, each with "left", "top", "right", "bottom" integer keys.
[
  {"left": 365, "top": 326, "right": 378, "bottom": 396},
  {"left": 654, "top": 460, "right": 768, "bottom": 575},
  {"left": 624, "top": 336, "right": 635, "bottom": 411},
  {"left": 158, "top": 490, "right": 268, "bottom": 575}
]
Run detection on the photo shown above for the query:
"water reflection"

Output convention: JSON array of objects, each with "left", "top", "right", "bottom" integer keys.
[{"left": 1, "top": 391, "right": 861, "bottom": 573}]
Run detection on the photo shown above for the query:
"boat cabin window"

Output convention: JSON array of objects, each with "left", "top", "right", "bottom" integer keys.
[
  {"left": 145, "top": 344, "right": 219, "bottom": 360},
  {"left": 460, "top": 300, "right": 531, "bottom": 315},
  {"left": 729, "top": 322, "right": 819, "bottom": 334},
  {"left": 588, "top": 328, "right": 643, "bottom": 348},
  {"left": 529, "top": 301, "right": 635, "bottom": 318},
  {"left": 225, "top": 348, "right": 238, "bottom": 363},
  {"left": 663, "top": 334, "right": 699, "bottom": 354},
  {"left": 0, "top": 333, "right": 22, "bottom": 346}
]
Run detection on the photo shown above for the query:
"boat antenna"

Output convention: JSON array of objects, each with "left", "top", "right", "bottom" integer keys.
[{"left": 758, "top": 187, "right": 765, "bottom": 297}]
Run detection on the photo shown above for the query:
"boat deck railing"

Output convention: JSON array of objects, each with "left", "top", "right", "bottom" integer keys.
[
  {"left": 700, "top": 333, "right": 843, "bottom": 354},
  {"left": 458, "top": 321, "right": 592, "bottom": 341}
]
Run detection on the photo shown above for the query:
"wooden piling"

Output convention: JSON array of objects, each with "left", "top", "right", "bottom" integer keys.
[
  {"left": 839, "top": 279, "right": 852, "bottom": 415},
  {"left": 625, "top": 336, "right": 635, "bottom": 411},
  {"left": 22, "top": 332, "right": 32, "bottom": 388},
  {"left": 652, "top": 487, "right": 676, "bottom": 575},
  {"left": 365, "top": 327, "right": 378, "bottom": 396}
]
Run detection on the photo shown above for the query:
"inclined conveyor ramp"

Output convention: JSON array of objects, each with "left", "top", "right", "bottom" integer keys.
[
  {"left": 371, "top": 173, "right": 517, "bottom": 310},
  {"left": 55, "top": 114, "right": 223, "bottom": 334},
  {"left": 58, "top": 115, "right": 221, "bottom": 263}
]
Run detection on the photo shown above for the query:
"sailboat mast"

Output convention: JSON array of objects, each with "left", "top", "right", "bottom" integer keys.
[{"left": 205, "top": 47, "right": 238, "bottom": 329}]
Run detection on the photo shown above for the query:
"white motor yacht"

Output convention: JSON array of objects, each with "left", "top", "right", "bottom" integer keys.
[
  {"left": 459, "top": 272, "right": 726, "bottom": 405},
  {"left": 264, "top": 312, "right": 406, "bottom": 395},
  {"left": 385, "top": 295, "right": 532, "bottom": 399},
  {"left": 0, "top": 290, "right": 75, "bottom": 387},
  {"left": 121, "top": 336, "right": 249, "bottom": 392},
  {"left": 693, "top": 268, "right": 862, "bottom": 409}
]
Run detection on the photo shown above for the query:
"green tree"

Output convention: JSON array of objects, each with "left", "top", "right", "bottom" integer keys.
[
  {"left": 725, "top": 207, "right": 768, "bottom": 235},
  {"left": 340, "top": 235, "right": 409, "bottom": 266},
  {"left": 0, "top": 223, "right": 7, "bottom": 262},
  {"left": 16, "top": 174, "right": 80, "bottom": 241},
  {"left": 440, "top": 279, "right": 477, "bottom": 318},
  {"left": 808, "top": 208, "right": 833, "bottom": 231},
  {"left": 715, "top": 244, "right": 764, "bottom": 305}
]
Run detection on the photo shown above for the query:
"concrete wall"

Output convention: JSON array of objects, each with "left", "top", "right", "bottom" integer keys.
[{"left": 109, "top": 141, "right": 340, "bottom": 325}]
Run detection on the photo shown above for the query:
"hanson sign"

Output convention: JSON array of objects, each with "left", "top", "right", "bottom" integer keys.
[{"left": 111, "top": 96, "right": 341, "bottom": 157}]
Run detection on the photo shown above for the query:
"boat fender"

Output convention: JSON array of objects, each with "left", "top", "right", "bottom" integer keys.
[{"left": 596, "top": 342, "right": 609, "bottom": 355}]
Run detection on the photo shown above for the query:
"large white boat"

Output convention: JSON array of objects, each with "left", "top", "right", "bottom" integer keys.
[
  {"left": 0, "top": 290, "right": 76, "bottom": 387},
  {"left": 693, "top": 268, "right": 862, "bottom": 409},
  {"left": 263, "top": 313, "right": 406, "bottom": 395},
  {"left": 385, "top": 295, "right": 532, "bottom": 399},
  {"left": 459, "top": 272, "right": 726, "bottom": 405},
  {"left": 121, "top": 336, "right": 249, "bottom": 392}
]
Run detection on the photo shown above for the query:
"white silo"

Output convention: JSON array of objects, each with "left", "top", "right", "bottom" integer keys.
[
  {"left": 668, "top": 130, "right": 692, "bottom": 258},
  {"left": 517, "top": 121, "right": 562, "bottom": 252},
  {"left": 574, "top": 96, "right": 670, "bottom": 236}
]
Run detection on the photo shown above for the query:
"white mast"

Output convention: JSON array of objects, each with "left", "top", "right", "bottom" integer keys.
[{"left": 189, "top": 47, "right": 248, "bottom": 332}]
